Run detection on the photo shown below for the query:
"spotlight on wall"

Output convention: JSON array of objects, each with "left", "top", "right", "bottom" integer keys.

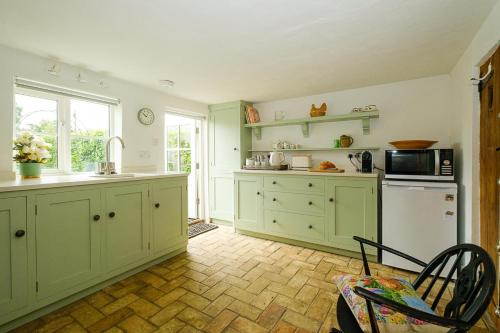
[
  {"left": 159, "top": 79, "right": 175, "bottom": 88},
  {"left": 48, "top": 64, "right": 60, "bottom": 76}
]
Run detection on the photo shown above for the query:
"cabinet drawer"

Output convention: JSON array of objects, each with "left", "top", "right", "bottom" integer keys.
[
  {"left": 264, "top": 176, "right": 324, "bottom": 193},
  {"left": 264, "top": 209, "right": 325, "bottom": 241},
  {"left": 264, "top": 191, "right": 324, "bottom": 216}
]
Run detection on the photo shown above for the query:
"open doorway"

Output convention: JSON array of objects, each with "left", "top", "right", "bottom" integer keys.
[{"left": 165, "top": 113, "right": 202, "bottom": 221}]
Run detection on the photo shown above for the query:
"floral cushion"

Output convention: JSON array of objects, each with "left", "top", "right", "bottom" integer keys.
[{"left": 333, "top": 274, "right": 448, "bottom": 333}]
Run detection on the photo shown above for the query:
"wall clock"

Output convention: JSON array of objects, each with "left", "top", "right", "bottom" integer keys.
[{"left": 138, "top": 108, "right": 155, "bottom": 125}]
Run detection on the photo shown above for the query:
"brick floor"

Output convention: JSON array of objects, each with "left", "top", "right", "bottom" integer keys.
[{"left": 11, "top": 226, "right": 491, "bottom": 332}]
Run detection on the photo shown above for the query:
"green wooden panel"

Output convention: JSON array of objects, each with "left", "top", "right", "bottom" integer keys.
[
  {"left": 263, "top": 176, "right": 325, "bottom": 193},
  {"left": 152, "top": 181, "right": 186, "bottom": 255},
  {"left": 234, "top": 175, "right": 263, "bottom": 231},
  {"left": 210, "top": 172, "right": 234, "bottom": 221},
  {"left": 209, "top": 107, "right": 241, "bottom": 170},
  {"left": 264, "top": 191, "right": 324, "bottom": 216},
  {"left": 35, "top": 190, "right": 101, "bottom": 300},
  {"left": 326, "top": 179, "right": 376, "bottom": 254},
  {"left": 0, "top": 197, "right": 28, "bottom": 315},
  {"left": 104, "top": 184, "right": 149, "bottom": 273},
  {"left": 264, "top": 209, "right": 325, "bottom": 242}
]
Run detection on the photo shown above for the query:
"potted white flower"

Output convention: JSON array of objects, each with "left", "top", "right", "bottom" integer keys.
[{"left": 13, "top": 132, "right": 52, "bottom": 178}]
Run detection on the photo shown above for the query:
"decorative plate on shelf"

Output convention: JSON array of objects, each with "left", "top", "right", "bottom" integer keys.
[{"left": 389, "top": 140, "right": 438, "bottom": 149}]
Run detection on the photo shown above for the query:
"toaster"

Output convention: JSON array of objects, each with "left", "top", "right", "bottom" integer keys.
[{"left": 291, "top": 155, "right": 312, "bottom": 170}]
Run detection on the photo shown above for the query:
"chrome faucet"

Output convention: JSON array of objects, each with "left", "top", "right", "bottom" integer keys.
[{"left": 105, "top": 136, "right": 125, "bottom": 175}]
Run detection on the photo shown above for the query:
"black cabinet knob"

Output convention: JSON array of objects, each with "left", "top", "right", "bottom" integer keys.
[
  {"left": 272, "top": 198, "right": 276, "bottom": 201},
  {"left": 272, "top": 181, "right": 276, "bottom": 184},
  {"left": 308, "top": 225, "right": 313, "bottom": 229},
  {"left": 256, "top": 192, "right": 260, "bottom": 195},
  {"left": 308, "top": 201, "right": 312, "bottom": 205},
  {"left": 15, "top": 230, "right": 25, "bottom": 238},
  {"left": 273, "top": 219, "right": 277, "bottom": 223},
  {"left": 155, "top": 203, "right": 160, "bottom": 208},
  {"left": 329, "top": 198, "right": 334, "bottom": 202},
  {"left": 308, "top": 183, "right": 313, "bottom": 187},
  {"left": 233, "top": 147, "right": 238, "bottom": 151},
  {"left": 109, "top": 212, "right": 116, "bottom": 218},
  {"left": 93, "top": 214, "right": 101, "bottom": 221}
]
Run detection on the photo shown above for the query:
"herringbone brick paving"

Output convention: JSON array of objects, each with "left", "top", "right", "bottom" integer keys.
[{"left": 12, "top": 226, "right": 490, "bottom": 333}]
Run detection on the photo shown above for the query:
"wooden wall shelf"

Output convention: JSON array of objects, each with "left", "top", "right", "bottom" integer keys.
[
  {"left": 244, "top": 111, "right": 379, "bottom": 139},
  {"left": 249, "top": 147, "right": 380, "bottom": 152}
]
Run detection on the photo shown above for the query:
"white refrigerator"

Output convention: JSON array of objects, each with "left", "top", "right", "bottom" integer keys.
[{"left": 382, "top": 180, "right": 457, "bottom": 273}]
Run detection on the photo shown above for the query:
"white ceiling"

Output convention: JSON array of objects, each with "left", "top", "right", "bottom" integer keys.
[{"left": 0, "top": 0, "right": 496, "bottom": 104}]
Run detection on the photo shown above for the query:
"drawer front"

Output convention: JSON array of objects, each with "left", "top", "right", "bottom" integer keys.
[
  {"left": 264, "top": 191, "right": 325, "bottom": 216},
  {"left": 264, "top": 176, "right": 324, "bottom": 193},
  {"left": 264, "top": 209, "right": 325, "bottom": 241}
]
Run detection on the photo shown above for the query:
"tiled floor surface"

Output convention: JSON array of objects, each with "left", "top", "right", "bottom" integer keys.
[{"left": 12, "top": 226, "right": 491, "bottom": 333}]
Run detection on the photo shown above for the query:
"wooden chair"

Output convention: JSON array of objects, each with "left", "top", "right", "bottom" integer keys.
[{"left": 331, "top": 236, "right": 496, "bottom": 333}]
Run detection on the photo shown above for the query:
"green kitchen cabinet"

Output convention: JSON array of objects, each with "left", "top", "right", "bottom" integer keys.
[
  {"left": 208, "top": 101, "right": 252, "bottom": 223},
  {"left": 0, "top": 197, "right": 28, "bottom": 315},
  {"left": 151, "top": 180, "right": 187, "bottom": 256},
  {"left": 35, "top": 189, "right": 101, "bottom": 300},
  {"left": 234, "top": 175, "right": 263, "bottom": 231},
  {"left": 104, "top": 183, "right": 149, "bottom": 274},
  {"left": 326, "top": 178, "right": 377, "bottom": 254}
]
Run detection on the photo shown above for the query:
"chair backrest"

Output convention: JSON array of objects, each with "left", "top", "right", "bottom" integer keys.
[{"left": 412, "top": 244, "right": 496, "bottom": 327}]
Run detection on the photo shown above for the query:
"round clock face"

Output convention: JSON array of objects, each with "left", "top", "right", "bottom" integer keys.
[{"left": 138, "top": 108, "right": 155, "bottom": 125}]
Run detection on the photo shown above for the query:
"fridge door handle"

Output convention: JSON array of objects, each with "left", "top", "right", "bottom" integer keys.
[{"left": 434, "top": 150, "right": 440, "bottom": 175}]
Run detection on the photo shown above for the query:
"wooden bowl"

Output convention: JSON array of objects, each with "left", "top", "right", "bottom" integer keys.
[{"left": 389, "top": 140, "right": 438, "bottom": 149}]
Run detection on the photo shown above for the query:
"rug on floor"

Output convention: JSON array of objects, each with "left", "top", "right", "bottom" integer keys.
[{"left": 188, "top": 223, "right": 218, "bottom": 238}]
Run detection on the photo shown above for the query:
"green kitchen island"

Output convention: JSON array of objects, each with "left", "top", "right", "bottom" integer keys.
[
  {"left": 234, "top": 170, "right": 378, "bottom": 258},
  {"left": 0, "top": 173, "right": 188, "bottom": 331}
]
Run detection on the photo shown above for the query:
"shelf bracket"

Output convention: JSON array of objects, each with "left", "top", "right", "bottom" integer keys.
[
  {"left": 301, "top": 123, "right": 310, "bottom": 137},
  {"left": 253, "top": 127, "right": 262, "bottom": 140},
  {"left": 361, "top": 118, "right": 370, "bottom": 135}
]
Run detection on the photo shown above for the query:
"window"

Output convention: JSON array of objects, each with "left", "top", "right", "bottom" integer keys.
[
  {"left": 15, "top": 88, "right": 114, "bottom": 173},
  {"left": 166, "top": 123, "right": 192, "bottom": 173}
]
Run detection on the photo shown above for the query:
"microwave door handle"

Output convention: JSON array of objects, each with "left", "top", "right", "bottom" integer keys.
[{"left": 434, "top": 150, "right": 440, "bottom": 176}]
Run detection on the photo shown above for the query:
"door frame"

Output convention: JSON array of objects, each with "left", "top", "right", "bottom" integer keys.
[{"left": 164, "top": 109, "right": 206, "bottom": 220}]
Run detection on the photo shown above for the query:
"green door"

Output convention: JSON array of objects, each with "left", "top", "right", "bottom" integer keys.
[
  {"left": 234, "top": 175, "right": 263, "bottom": 231},
  {"left": 104, "top": 183, "right": 149, "bottom": 273},
  {"left": 0, "top": 197, "right": 28, "bottom": 315},
  {"left": 152, "top": 180, "right": 187, "bottom": 256},
  {"left": 326, "top": 179, "right": 377, "bottom": 254},
  {"left": 35, "top": 190, "right": 101, "bottom": 300}
]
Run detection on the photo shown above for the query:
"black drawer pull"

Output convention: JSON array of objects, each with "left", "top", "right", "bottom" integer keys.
[
  {"left": 272, "top": 198, "right": 277, "bottom": 201},
  {"left": 308, "top": 225, "right": 313, "bottom": 229},
  {"left": 15, "top": 230, "right": 26, "bottom": 238},
  {"left": 272, "top": 181, "right": 276, "bottom": 184},
  {"left": 93, "top": 214, "right": 101, "bottom": 221},
  {"left": 272, "top": 219, "right": 277, "bottom": 223},
  {"left": 329, "top": 198, "right": 334, "bottom": 202},
  {"left": 109, "top": 212, "right": 116, "bottom": 218},
  {"left": 256, "top": 192, "right": 260, "bottom": 195},
  {"left": 308, "top": 201, "right": 312, "bottom": 205},
  {"left": 155, "top": 203, "right": 160, "bottom": 208},
  {"left": 308, "top": 183, "right": 313, "bottom": 187}
]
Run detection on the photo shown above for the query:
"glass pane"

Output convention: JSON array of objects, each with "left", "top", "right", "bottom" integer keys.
[
  {"left": 180, "top": 150, "right": 191, "bottom": 173},
  {"left": 167, "top": 126, "right": 179, "bottom": 149},
  {"left": 179, "top": 125, "right": 191, "bottom": 148},
  {"left": 70, "top": 100, "right": 109, "bottom": 172},
  {"left": 167, "top": 151, "right": 179, "bottom": 172},
  {"left": 15, "top": 94, "right": 58, "bottom": 169}
]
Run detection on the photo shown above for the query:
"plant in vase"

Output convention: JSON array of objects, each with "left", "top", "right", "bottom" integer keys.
[{"left": 13, "top": 132, "right": 52, "bottom": 179}]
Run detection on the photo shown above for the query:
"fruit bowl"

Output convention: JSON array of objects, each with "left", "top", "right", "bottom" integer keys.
[{"left": 389, "top": 140, "right": 438, "bottom": 149}]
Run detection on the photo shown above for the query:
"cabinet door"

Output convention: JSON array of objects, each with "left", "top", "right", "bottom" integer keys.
[
  {"left": 152, "top": 180, "right": 187, "bottom": 256},
  {"left": 327, "top": 179, "right": 377, "bottom": 254},
  {"left": 210, "top": 171, "right": 235, "bottom": 221},
  {"left": 0, "top": 197, "right": 28, "bottom": 315},
  {"left": 104, "top": 184, "right": 149, "bottom": 273},
  {"left": 36, "top": 190, "right": 101, "bottom": 300},
  {"left": 209, "top": 107, "right": 241, "bottom": 170},
  {"left": 234, "top": 175, "right": 263, "bottom": 231}
]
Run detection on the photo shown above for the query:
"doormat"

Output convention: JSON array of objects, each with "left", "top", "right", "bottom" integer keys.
[{"left": 188, "top": 223, "right": 219, "bottom": 238}]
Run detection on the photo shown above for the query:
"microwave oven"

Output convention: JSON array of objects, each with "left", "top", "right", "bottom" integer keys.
[{"left": 385, "top": 149, "right": 454, "bottom": 181}]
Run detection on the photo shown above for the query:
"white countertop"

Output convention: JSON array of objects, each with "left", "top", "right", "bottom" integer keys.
[
  {"left": 234, "top": 169, "right": 378, "bottom": 178},
  {"left": 0, "top": 173, "right": 189, "bottom": 193}
]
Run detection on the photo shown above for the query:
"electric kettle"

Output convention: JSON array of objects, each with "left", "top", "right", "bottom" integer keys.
[{"left": 269, "top": 151, "right": 285, "bottom": 166}]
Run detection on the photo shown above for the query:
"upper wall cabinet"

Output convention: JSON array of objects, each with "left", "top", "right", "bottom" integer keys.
[
  {"left": 208, "top": 101, "right": 252, "bottom": 222},
  {"left": 0, "top": 197, "right": 28, "bottom": 316}
]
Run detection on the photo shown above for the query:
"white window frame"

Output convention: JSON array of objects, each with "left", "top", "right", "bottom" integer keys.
[{"left": 14, "top": 87, "right": 115, "bottom": 174}]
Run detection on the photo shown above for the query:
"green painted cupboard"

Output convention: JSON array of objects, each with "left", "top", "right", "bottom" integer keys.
[
  {"left": 234, "top": 172, "right": 378, "bottom": 256},
  {"left": 208, "top": 101, "right": 252, "bottom": 223},
  {"left": 0, "top": 176, "right": 188, "bottom": 331},
  {"left": 0, "top": 197, "right": 28, "bottom": 317}
]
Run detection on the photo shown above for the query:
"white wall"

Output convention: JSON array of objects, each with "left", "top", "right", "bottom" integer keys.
[
  {"left": 253, "top": 75, "right": 452, "bottom": 171},
  {"left": 0, "top": 45, "right": 208, "bottom": 177},
  {"left": 450, "top": 1, "right": 500, "bottom": 245}
]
